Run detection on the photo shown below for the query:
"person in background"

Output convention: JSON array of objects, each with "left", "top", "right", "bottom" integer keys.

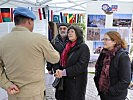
[
  {"left": 0, "top": 7, "right": 60, "bottom": 100},
  {"left": 48, "top": 21, "right": 54, "bottom": 41},
  {"left": 55, "top": 25, "right": 90, "bottom": 100},
  {"left": 94, "top": 31, "right": 131, "bottom": 100},
  {"left": 46, "top": 23, "right": 69, "bottom": 100},
  {"left": 48, "top": 21, "right": 58, "bottom": 42}
]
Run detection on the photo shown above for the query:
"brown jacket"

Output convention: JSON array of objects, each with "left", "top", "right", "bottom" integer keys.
[{"left": 0, "top": 26, "right": 60, "bottom": 97}]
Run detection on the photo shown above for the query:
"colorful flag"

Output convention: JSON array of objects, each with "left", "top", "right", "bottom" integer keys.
[
  {"left": 64, "top": 13, "right": 68, "bottom": 23},
  {"left": 73, "top": 14, "right": 76, "bottom": 23},
  {"left": 1, "top": 8, "right": 11, "bottom": 22},
  {"left": 76, "top": 14, "right": 79, "bottom": 23},
  {"left": 69, "top": 14, "right": 73, "bottom": 24},
  {"left": 63, "top": 16, "right": 66, "bottom": 23},
  {"left": 0, "top": 13, "right": 2, "bottom": 23},
  {"left": 0, "top": 9, "right": 3, "bottom": 23},
  {"left": 42, "top": 7, "right": 46, "bottom": 19},
  {"left": 67, "top": 15, "right": 69, "bottom": 23},
  {"left": 80, "top": 14, "right": 84, "bottom": 23},
  {"left": 53, "top": 15, "right": 60, "bottom": 23},
  {"left": 60, "top": 12, "right": 63, "bottom": 23},
  {"left": 10, "top": 8, "right": 13, "bottom": 22},
  {"left": 48, "top": 10, "right": 50, "bottom": 21},
  {"left": 51, "top": 10, "right": 53, "bottom": 21},
  {"left": 38, "top": 8, "right": 42, "bottom": 20}
]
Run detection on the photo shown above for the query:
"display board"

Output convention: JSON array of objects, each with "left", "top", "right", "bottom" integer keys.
[
  {"left": 86, "top": 1, "right": 133, "bottom": 61},
  {"left": 0, "top": 7, "right": 48, "bottom": 37}
]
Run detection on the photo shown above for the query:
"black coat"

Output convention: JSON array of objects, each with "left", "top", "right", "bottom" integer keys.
[
  {"left": 62, "top": 41, "right": 90, "bottom": 100},
  {"left": 94, "top": 48, "right": 131, "bottom": 100},
  {"left": 131, "top": 59, "right": 133, "bottom": 72}
]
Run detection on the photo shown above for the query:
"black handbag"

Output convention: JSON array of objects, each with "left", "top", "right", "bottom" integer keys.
[
  {"left": 52, "top": 78, "right": 60, "bottom": 88},
  {"left": 52, "top": 78, "right": 64, "bottom": 90}
]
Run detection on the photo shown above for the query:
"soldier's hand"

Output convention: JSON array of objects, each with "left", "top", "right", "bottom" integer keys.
[{"left": 7, "top": 84, "right": 20, "bottom": 95}]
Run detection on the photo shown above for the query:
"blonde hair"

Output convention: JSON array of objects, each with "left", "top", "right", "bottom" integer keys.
[{"left": 105, "top": 31, "right": 127, "bottom": 49}]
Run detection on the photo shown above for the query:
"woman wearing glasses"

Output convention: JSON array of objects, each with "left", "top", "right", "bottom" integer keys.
[{"left": 94, "top": 31, "right": 131, "bottom": 100}]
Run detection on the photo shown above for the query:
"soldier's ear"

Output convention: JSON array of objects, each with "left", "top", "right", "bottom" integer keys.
[{"left": 28, "top": 19, "right": 32, "bottom": 25}]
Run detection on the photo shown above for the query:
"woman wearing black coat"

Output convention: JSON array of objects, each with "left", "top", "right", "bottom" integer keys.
[
  {"left": 54, "top": 25, "right": 90, "bottom": 100},
  {"left": 94, "top": 31, "right": 131, "bottom": 100}
]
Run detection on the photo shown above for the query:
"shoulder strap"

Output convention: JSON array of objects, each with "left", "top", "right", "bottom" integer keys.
[{"left": 113, "top": 49, "right": 127, "bottom": 70}]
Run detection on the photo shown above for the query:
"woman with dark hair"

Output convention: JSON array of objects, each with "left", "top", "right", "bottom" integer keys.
[
  {"left": 48, "top": 21, "right": 58, "bottom": 42},
  {"left": 94, "top": 31, "right": 131, "bottom": 100},
  {"left": 54, "top": 25, "right": 90, "bottom": 100}
]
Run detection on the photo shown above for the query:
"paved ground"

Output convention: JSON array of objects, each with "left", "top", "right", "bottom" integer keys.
[
  {"left": 0, "top": 66, "right": 133, "bottom": 100},
  {"left": 46, "top": 66, "right": 133, "bottom": 100}
]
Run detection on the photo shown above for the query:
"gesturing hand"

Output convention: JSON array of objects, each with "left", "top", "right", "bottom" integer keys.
[{"left": 7, "top": 84, "right": 20, "bottom": 95}]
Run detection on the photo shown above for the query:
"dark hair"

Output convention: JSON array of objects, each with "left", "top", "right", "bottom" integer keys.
[
  {"left": 48, "top": 21, "right": 54, "bottom": 30},
  {"left": 105, "top": 31, "right": 127, "bottom": 49},
  {"left": 14, "top": 15, "right": 33, "bottom": 25},
  {"left": 48, "top": 21, "right": 55, "bottom": 36},
  {"left": 67, "top": 25, "right": 84, "bottom": 41},
  {"left": 58, "top": 23, "right": 69, "bottom": 28}
]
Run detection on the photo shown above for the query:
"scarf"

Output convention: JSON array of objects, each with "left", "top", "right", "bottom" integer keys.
[
  {"left": 60, "top": 40, "right": 77, "bottom": 67},
  {"left": 95, "top": 45, "right": 121, "bottom": 93}
]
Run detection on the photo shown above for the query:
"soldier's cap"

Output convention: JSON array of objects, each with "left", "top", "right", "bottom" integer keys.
[{"left": 13, "top": 7, "right": 36, "bottom": 20}]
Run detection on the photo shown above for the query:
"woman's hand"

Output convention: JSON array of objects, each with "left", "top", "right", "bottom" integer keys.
[{"left": 54, "top": 69, "right": 63, "bottom": 78}]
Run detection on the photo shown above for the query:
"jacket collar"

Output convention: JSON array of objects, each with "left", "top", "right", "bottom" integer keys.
[
  {"left": 11, "top": 26, "right": 30, "bottom": 32},
  {"left": 55, "top": 34, "right": 69, "bottom": 43}
]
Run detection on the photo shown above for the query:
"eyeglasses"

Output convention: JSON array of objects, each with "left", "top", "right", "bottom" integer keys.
[
  {"left": 59, "top": 27, "right": 67, "bottom": 30},
  {"left": 101, "top": 38, "right": 112, "bottom": 41}
]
